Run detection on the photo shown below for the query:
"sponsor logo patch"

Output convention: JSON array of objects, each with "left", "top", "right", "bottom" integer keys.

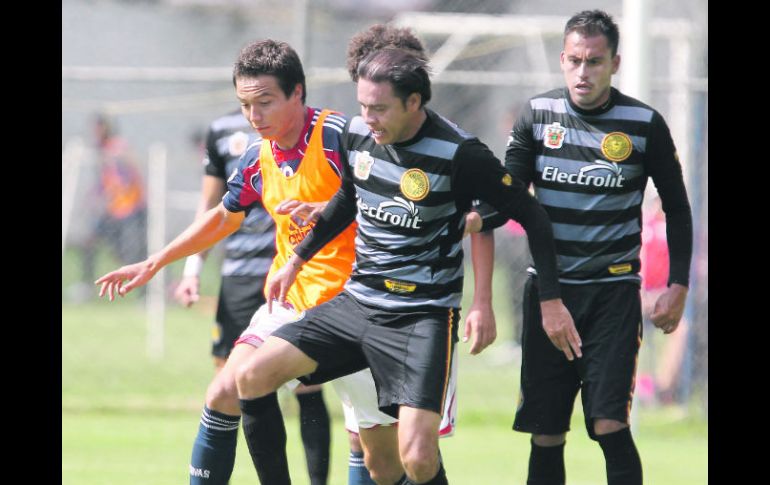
[
  {"left": 608, "top": 263, "right": 632, "bottom": 275},
  {"left": 400, "top": 169, "right": 430, "bottom": 201},
  {"left": 543, "top": 122, "right": 566, "bottom": 149},
  {"left": 601, "top": 132, "right": 633, "bottom": 162},
  {"left": 354, "top": 151, "right": 375, "bottom": 180},
  {"left": 384, "top": 279, "right": 417, "bottom": 294}
]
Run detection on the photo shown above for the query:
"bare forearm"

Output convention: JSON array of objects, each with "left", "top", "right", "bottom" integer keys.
[
  {"left": 153, "top": 204, "right": 243, "bottom": 271},
  {"left": 470, "top": 230, "right": 495, "bottom": 304}
]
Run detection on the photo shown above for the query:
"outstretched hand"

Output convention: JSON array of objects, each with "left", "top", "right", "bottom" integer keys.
[
  {"left": 95, "top": 260, "right": 157, "bottom": 301},
  {"left": 275, "top": 199, "right": 326, "bottom": 227}
]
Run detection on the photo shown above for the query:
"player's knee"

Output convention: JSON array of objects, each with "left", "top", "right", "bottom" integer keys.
[
  {"left": 593, "top": 418, "right": 628, "bottom": 436},
  {"left": 205, "top": 374, "right": 239, "bottom": 410},
  {"left": 365, "top": 452, "right": 403, "bottom": 485},
  {"left": 400, "top": 444, "right": 439, "bottom": 483},
  {"left": 234, "top": 362, "right": 272, "bottom": 398},
  {"left": 532, "top": 433, "right": 567, "bottom": 447}
]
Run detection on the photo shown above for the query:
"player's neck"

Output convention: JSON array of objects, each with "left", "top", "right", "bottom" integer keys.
[{"left": 273, "top": 106, "right": 309, "bottom": 151}]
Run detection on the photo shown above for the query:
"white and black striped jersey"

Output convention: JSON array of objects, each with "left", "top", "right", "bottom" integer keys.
[
  {"left": 504, "top": 87, "right": 692, "bottom": 286},
  {"left": 295, "top": 109, "right": 563, "bottom": 310},
  {"left": 204, "top": 110, "right": 275, "bottom": 277}
]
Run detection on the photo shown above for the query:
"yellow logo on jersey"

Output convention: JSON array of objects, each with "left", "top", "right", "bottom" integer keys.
[
  {"left": 601, "top": 132, "right": 633, "bottom": 162},
  {"left": 502, "top": 173, "right": 513, "bottom": 186},
  {"left": 384, "top": 279, "right": 417, "bottom": 294},
  {"left": 400, "top": 169, "right": 430, "bottom": 201},
  {"left": 608, "top": 263, "right": 632, "bottom": 275}
]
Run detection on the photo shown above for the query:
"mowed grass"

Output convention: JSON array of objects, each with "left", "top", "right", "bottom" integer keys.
[{"left": 62, "top": 265, "right": 707, "bottom": 485}]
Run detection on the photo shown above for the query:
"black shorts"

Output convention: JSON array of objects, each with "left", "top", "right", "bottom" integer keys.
[
  {"left": 273, "top": 291, "right": 459, "bottom": 418},
  {"left": 513, "top": 275, "right": 642, "bottom": 440},
  {"left": 212, "top": 275, "right": 266, "bottom": 358}
]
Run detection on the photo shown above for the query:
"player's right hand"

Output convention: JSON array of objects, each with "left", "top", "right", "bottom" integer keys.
[
  {"left": 174, "top": 276, "right": 200, "bottom": 307},
  {"left": 265, "top": 256, "right": 304, "bottom": 313},
  {"left": 540, "top": 298, "right": 582, "bottom": 361},
  {"left": 95, "top": 260, "right": 157, "bottom": 302}
]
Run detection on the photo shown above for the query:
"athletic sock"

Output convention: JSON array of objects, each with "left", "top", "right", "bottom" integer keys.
[
  {"left": 597, "top": 427, "right": 643, "bottom": 485},
  {"left": 526, "top": 440, "right": 565, "bottom": 485},
  {"left": 348, "top": 450, "right": 376, "bottom": 485},
  {"left": 296, "top": 390, "right": 331, "bottom": 485},
  {"left": 239, "top": 393, "right": 291, "bottom": 485},
  {"left": 189, "top": 406, "right": 240, "bottom": 484}
]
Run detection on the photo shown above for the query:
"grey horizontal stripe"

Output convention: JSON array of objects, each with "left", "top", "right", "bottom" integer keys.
[
  {"left": 551, "top": 219, "right": 641, "bottom": 243},
  {"left": 531, "top": 97, "right": 568, "bottom": 113},
  {"left": 602, "top": 105, "right": 654, "bottom": 122},
  {"left": 558, "top": 246, "right": 640, "bottom": 274},
  {"left": 355, "top": 261, "right": 464, "bottom": 284},
  {"left": 403, "top": 137, "right": 459, "bottom": 161},
  {"left": 221, "top": 257, "right": 273, "bottom": 276},
  {"left": 349, "top": 151, "right": 453, "bottom": 191},
  {"left": 533, "top": 125, "right": 647, "bottom": 153},
  {"left": 344, "top": 282, "right": 462, "bottom": 309},
  {"left": 535, "top": 187, "right": 643, "bottom": 211}
]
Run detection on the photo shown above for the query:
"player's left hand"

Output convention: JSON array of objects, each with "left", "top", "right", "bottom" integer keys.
[
  {"left": 650, "top": 283, "right": 688, "bottom": 334},
  {"left": 275, "top": 199, "right": 326, "bottom": 227},
  {"left": 463, "top": 300, "right": 497, "bottom": 355}
]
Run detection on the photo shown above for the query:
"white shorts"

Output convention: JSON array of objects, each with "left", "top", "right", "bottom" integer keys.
[
  {"left": 340, "top": 346, "right": 458, "bottom": 438},
  {"left": 235, "top": 302, "right": 396, "bottom": 427}
]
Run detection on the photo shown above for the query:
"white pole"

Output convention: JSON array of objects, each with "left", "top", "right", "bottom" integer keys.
[
  {"left": 62, "top": 138, "right": 85, "bottom": 257},
  {"left": 620, "top": 0, "right": 651, "bottom": 103},
  {"left": 146, "top": 143, "right": 167, "bottom": 360}
]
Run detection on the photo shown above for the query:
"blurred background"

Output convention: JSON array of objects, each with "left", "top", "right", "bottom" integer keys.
[{"left": 62, "top": 0, "right": 707, "bottom": 483}]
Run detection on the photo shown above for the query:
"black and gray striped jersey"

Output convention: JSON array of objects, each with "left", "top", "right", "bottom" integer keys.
[
  {"left": 294, "top": 108, "right": 563, "bottom": 310},
  {"left": 504, "top": 87, "right": 692, "bottom": 286},
  {"left": 204, "top": 110, "right": 275, "bottom": 277}
]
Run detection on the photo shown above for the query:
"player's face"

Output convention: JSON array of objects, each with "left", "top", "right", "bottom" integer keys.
[
  {"left": 236, "top": 75, "right": 304, "bottom": 148},
  {"left": 357, "top": 78, "right": 421, "bottom": 145},
  {"left": 560, "top": 32, "right": 620, "bottom": 110}
]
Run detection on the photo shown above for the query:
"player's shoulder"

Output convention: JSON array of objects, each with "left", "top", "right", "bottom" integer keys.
[{"left": 311, "top": 107, "right": 348, "bottom": 135}]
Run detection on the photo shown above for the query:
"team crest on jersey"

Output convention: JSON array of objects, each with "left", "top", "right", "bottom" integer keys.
[
  {"left": 543, "top": 122, "right": 567, "bottom": 149},
  {"left": 502, "top": 173, "right": 513, "bottom": 186},
  {"left": 400, "top": 169, "right": 430, "bottom": 201},
  {"left": 354, "top": 151, "right": 375, "bottom": 180},
  {"left": 228, "top": 131, "right": 250, "bottom": 157},
  {"left": 601, "top": 132, "right": 633, "bottom": 162}
]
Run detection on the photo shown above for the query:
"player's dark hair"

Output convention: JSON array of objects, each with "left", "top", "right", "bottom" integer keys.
[
  {"left": 356, "top": 47, "right": 432, "bottom": 108},
  {"left": 346, "top": 24, "right": 427, "bottom": 82},
  {"left": 233, "top": 39, "right": 306, "bottom": 103},
  {"left": 564, "top": 10, "right": 620, "bottom": 57}
]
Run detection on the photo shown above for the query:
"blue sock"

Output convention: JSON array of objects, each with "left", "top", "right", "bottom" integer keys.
[
  {"left": 348, "top": 450, "right": 376, "bottom": 485},
  {"left": 189, "top": 406, "right": 240, "bottom": 484}
]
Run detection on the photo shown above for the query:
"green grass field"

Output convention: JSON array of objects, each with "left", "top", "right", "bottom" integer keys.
[{"left": 62, "top": 256, "right": 707, "bottom": 484}]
